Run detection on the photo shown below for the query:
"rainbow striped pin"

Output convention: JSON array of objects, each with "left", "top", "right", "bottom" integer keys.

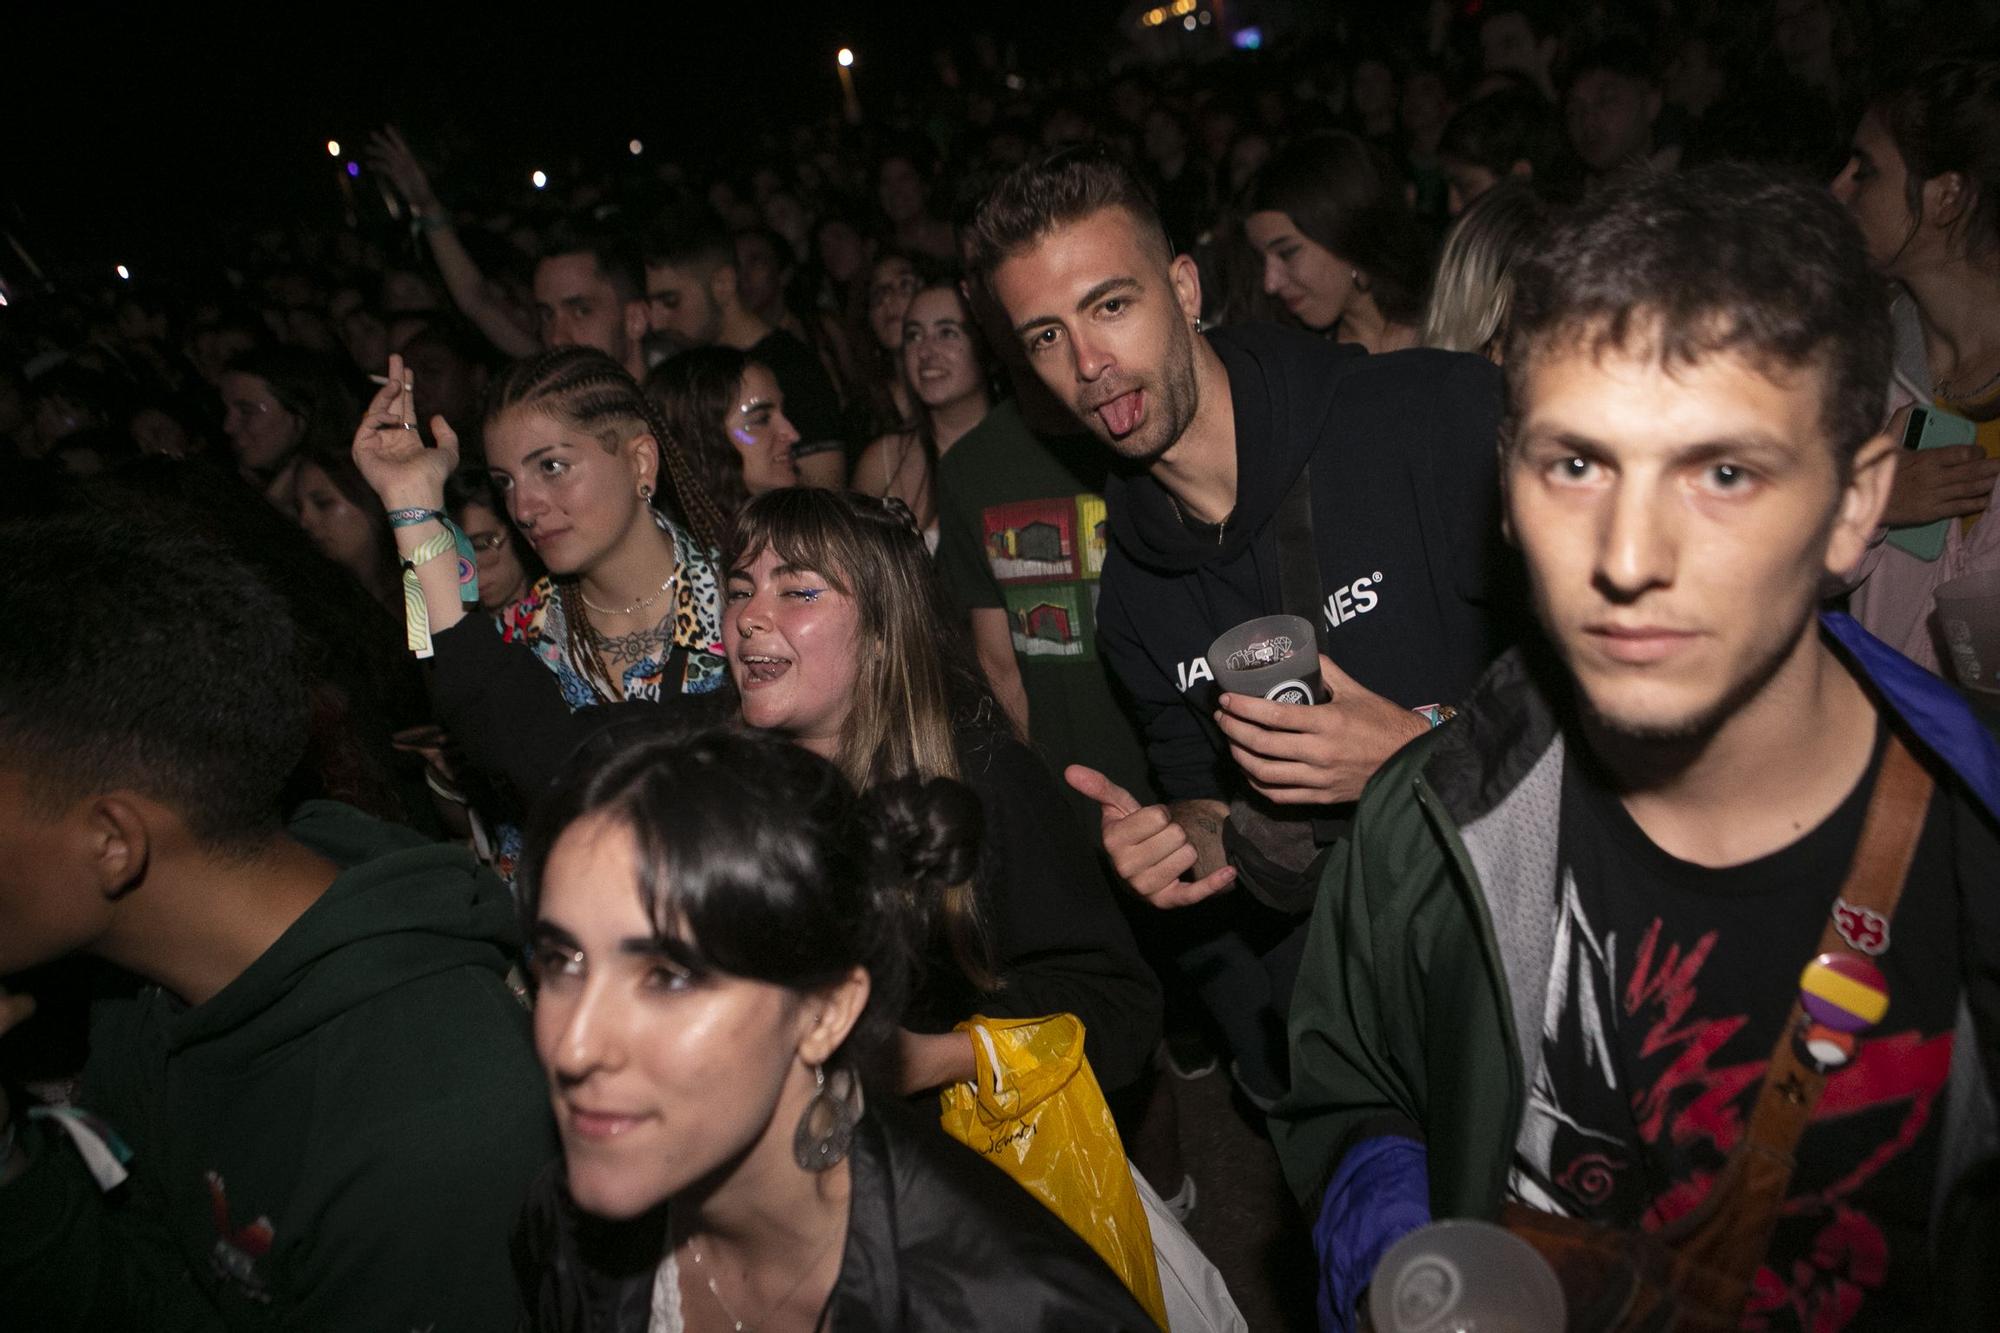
[{"left": 1799, "top": 953, "right": 1889, "bottom": 1034}]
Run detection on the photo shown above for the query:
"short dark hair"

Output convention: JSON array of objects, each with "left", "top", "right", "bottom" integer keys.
[
  {"left": 0, "top": 515, "right": 307, "bottom": 847},
  {"left": 542, "top": 216, "right": 644, "bottom": 303},
  {"left": 1248, "top": 131, "right": 1435, "bottom": 326},
  {"left": 1565, "top": 37, "right": 1660, "bottom": 91},
  {"left": 1440, "top": 86, "right": 1569, "bottom": 184},
  {"left": 642, "top": 213, "right": 733, "bottom": 278},
  {"left": 964, "top": 144, "right": 1173, "bottom": 282},
  {"left": 1504, "top": 163, "right": 1890, "bottom": 463}
]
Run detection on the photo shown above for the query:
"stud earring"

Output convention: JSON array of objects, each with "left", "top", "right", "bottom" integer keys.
[{"left": 638, "top": 483, "right": 654, "bottom": 501}]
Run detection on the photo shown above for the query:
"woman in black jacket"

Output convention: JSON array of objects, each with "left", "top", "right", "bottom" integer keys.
[
  {"left": 722, "top": 488, "right": 1162, "bottom": 1098},
  {"left": 513, "top": 724, "right": 1151, "bottom": 1331}
]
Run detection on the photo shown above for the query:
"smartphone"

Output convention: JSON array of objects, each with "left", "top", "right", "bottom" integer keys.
[{"left": 1887, "top": 404, "right": 1979, "bottom": 561}]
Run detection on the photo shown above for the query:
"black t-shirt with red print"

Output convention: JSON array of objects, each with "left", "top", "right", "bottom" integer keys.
[{"left": 1508, "top": 723, "right": 2000, "bottom": 1330}]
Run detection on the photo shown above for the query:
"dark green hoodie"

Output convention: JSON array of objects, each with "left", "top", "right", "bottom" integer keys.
[{"left": 0, "top": 801, "right": 558, "bottom": 1331}]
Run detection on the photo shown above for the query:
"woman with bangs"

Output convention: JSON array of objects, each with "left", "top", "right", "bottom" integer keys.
[
  {"left": 514, "top": 724, "right": 1151, "bottom": 1330},
  {"left": 722, "top": 487, "right": 1161, "bottom": 1100}
]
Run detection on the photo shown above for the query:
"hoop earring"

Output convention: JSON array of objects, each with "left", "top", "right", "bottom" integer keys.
[{"left": 792, "top": 1064, "right": 857, "bottom": 1172}]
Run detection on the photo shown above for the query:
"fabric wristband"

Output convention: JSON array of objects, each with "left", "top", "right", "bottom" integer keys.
[
  {"left": 388, "top": 507, "right": 446, "bottom": 528},
  {"left": 400, "top": 518, "right": 480, "bottom": 658}
]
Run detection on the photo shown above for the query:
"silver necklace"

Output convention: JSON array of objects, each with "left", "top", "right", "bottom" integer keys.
[
  {"left": 684, "top": 1225, "right": 841, "bottom": 1333},
  {"left": 579, "top": 569, "right": 677, "bottom": 617}
]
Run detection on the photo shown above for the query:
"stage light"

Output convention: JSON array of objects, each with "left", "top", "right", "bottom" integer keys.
[
  {"left": 837, "top": 48, "right": 854, "bottom": 67},
  {"left": 629, "top": 139, "right": 644, "bottom": 156},
  {"left": 532, "top": 170, "right": 548, "bottom": 190},
  {"left": 326, "top": 139, "right": 341, "bottom": 157},
  {"left": 116, "top": 265, "right": 131, "bottom": 280},
  {"left": 346, "top": 161, "right": 360, "bottom": 178}
]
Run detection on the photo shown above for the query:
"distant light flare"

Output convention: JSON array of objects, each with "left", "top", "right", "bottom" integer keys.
[
  {"left": 532, "top": 170, "right": 548, "bottom": 190},
  {"left": 837, "top": 48, "right": 854, "bottom": 68},
  {"left": 116, "top": 265, "right": 131, "bottom": 280},
  {"left": 326, "top": 139, "right": 341, "bottom": 157}
]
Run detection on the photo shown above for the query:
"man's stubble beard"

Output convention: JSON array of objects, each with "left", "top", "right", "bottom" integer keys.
[{"left": 1102, "top": 313, "right": 1201, "bottom": 466}]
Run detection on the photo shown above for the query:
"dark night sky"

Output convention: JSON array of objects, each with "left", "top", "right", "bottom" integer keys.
[{"left": 5, "top": 1, "right": 1127, "bottom": 279}]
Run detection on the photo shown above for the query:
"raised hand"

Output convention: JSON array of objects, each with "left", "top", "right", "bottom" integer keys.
[
  {"left": 1065, "top": 765, "right": 1235, "bottom": 909},
  {"left": 352, "top": 353, "right": 459, "bottom": 511},
  {"left": 366, "top": 125, "right": 441, "bottom": 217}
]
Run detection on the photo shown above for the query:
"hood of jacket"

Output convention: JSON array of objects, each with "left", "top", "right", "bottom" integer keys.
[
  {"left": 1104, "top": 323, "right": 1366, "bottom": 574},
  {"left": 158, "top": 800, "right": 522, "bottom": 1062}
]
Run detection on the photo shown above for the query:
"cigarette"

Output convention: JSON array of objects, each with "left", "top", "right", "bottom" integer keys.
[{"left": 369, "top": 374, "right": 395, "bottom": 385}]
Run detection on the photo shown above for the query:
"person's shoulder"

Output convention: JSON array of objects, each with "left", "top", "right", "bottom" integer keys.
[
  {"left": 938, "top": 399, "right": 1027, "bottom": 473},
  {"left": 859, "top": 1102, "right": 1151, "bottom": 1325},
  {"left": 1211, "top": 320, "right": 1363, "bottom": 371},
  {"left": 1339, "top": 345, "right": 1500, "bottom": 403},
  {"left": 1316, "top": 347, "right": 1502, "bottom": 461}
]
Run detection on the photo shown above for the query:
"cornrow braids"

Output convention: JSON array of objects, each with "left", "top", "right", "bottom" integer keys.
[
  {"left": 487, "top": 347, "right": 730, "bottom": 703},
  {"left": 486, "top": 347, "right": 727, "bottom": 550}
]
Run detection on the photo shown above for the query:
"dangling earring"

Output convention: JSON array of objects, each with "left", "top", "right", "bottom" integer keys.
[
  {"left": 792, "top": 1064, "right": 857, "bottom": 1172},
  {"left": 1191, "top": 315, "right": 1205, "bottom": 334}
]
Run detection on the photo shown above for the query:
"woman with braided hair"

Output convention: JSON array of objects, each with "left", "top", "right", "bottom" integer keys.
[{"left": 353, "top": 347, "right": 733, "bottom": 836}]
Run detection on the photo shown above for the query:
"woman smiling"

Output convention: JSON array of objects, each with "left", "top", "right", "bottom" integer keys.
[{"left": 723, "top": 488, "right": 1161, "bottom": 1098}]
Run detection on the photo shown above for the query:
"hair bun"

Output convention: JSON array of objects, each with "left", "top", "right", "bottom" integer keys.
[{"left": 862, "top": 774, "right": 983, "bottom": 893}]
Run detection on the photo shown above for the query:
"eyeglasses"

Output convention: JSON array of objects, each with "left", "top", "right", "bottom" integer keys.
[{"left": 468, "top": 531, "right": 510, "bottom": 552}]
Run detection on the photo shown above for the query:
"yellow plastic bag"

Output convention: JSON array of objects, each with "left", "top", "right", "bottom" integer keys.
[{"left": 939, "top": 1014, "right": 1167, "bottom": 1328}]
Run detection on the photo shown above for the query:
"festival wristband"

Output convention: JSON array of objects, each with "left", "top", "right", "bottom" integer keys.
[
  {"left": 1412, "top": 703, "right": 1457, "bottom": 730},
  {"left": 400, "top": 519, "right": 480, "bottom": 657},
  {"left": 388, "top": 507, "right": 446, "bottom": 528}
]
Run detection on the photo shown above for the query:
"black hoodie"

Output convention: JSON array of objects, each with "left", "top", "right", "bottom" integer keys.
[{"left": 1097, "top": 324, "right": 1512, "bottom": 802}]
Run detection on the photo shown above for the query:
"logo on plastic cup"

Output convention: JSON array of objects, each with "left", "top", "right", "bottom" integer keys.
[
  {"left": 1265, "top": 679, "right": 1315, "bottom": 705},
  {"left": 1225, "top": 635, "right": 1295, "bottom": 672}
]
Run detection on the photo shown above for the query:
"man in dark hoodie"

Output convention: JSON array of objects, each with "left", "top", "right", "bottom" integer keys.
[
  {"left": 969, "top": 148, "right": 1511, "bottom": 920},
  {"left": 0, "top": 515, "right": 556, "bottom": 1330}
]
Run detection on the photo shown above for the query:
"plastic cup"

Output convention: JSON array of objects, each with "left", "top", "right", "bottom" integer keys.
[
  {"left": 1936, "top": 568, "right": 2000, "bottom": 697},
  {"left": 1207, "top": 614, "right": 1327, "bottom": 705},
  {"left": 1368, "top": 1219, "right": 1566, "bottom": 1333}
]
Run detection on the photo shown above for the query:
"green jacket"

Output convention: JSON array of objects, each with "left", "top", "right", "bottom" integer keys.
[
  {"left": 1273, "top": 623, "right": 2000, "bottom": 1302},
  {"left": 0, "top": 802, "right": 558, "bottom": 1331}
]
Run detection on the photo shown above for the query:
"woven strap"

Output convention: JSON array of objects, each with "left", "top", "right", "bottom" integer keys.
[{"left": 1661, "top": 732, "right": 1934, "bottom": 1322}]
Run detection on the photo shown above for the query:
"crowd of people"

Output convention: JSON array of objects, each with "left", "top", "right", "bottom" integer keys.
[{"left": 3, "top": 1, "right": 1998, "bottom": 1329}]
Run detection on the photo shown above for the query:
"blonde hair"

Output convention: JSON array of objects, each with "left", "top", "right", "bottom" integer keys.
[{"left": 1421, "top": 181, "right": 1549, "bottom": 358}]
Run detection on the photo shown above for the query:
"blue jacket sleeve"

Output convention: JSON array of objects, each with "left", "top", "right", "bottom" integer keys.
[{"left": 1311, "top": 1135, "right": 1431, "bottom": 1333}]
